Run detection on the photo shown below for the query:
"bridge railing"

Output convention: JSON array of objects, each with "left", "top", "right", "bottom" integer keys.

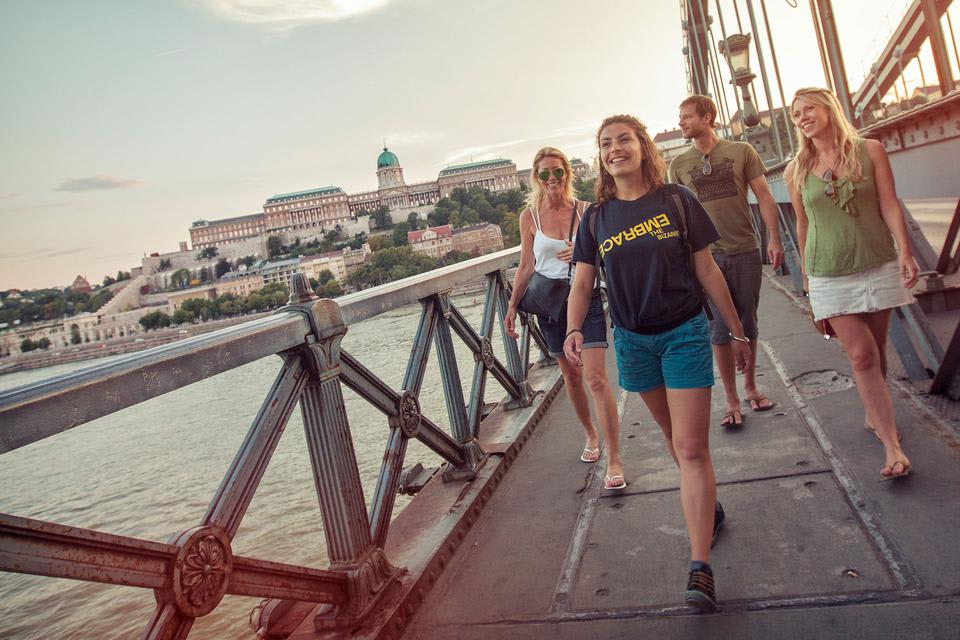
[{"left": 0, "top": 247, "right": 554, "bottom": 638}]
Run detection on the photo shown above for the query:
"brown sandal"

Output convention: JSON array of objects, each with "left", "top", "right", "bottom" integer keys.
[
  {"left": 880, "top": 460, "right": 911, "bottom": 481},
  {"left": 720, "top": 410, "right": 743, "bottom": 427},
  {"left": 745, "top": 395, "right": 775, "bottom": 412}
]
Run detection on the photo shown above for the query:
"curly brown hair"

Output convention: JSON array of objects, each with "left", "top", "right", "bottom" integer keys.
[{"left": 593, "top": 114, "right": 666, "bottom": 204}]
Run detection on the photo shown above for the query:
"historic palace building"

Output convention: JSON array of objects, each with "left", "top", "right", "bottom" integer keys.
[
  {"left": 407, "top": 223, "right": 504, "bottom": 260},
  {"left": 189, "top": 213, "right": 265, "bottom": 252},
  {"left": 187, "top": 147, "right": 522, "bottom": 251}
]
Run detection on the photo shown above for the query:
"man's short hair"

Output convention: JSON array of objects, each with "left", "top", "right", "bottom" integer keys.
[{"left": 680, "top": 95, "right": 717, "bottom": 128}]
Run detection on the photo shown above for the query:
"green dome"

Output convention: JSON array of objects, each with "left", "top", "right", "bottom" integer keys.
[{"left": 377, "top": 146, "right": 400, "bottom": 169}]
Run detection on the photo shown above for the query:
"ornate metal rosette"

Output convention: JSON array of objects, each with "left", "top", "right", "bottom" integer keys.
[
  {"left": 397, "top": 390, "right": 422, "bottom": 438},
  {"left": 480, "top": 336, "right": 495, "bottom": 369},
  {"left": 171, "top": 526, "right": 233, "bottom": 618}
]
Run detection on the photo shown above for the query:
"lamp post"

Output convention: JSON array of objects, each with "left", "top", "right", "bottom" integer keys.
[
  {"left": 719, "top": 33, "right": 760, "bottom": 128},
  {"left": 719, "top": 33, "right": 776, "bottom": 163}
]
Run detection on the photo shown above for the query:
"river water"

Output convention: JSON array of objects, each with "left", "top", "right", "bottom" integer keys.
[{"left": 0, "top": 295, "right": 505, "bottom": 639}]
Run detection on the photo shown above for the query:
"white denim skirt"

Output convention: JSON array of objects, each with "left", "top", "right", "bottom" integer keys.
[{"left": 808, "top": 260, "right": 916, "bottom": 321}]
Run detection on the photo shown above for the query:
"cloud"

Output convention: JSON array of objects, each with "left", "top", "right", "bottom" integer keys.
[
  {"left": 546, "top": 123, "right": 597, "bottom": 138},
  {"left": 384, "top": 130, "right": 446, "bottom": 146},
  {"left": 0, "top": 192, "right": 23, "bottom": 199},
  {"left": 438, "top": 124, "right": 598, "bottom": 167},
  {"left": 189, "top": 0, "right": 393, "bottom": 28},
  {"left": 154, "top": 46, "right": 194, "bottom": 58},
  {"left": 54, "top": 176, "right": 142, "bottom": 192},
  {"left": 0, "top": 246, "right": 91, "bottom": 262},
  {"left": 441, "top": 138, "right": 530, "bottom": 166},
  {"left": 0, "top": 200, "right": 80, "bottom": 214},
  {"left": 96, "top": 251, "right": 138, "bottom": 260}
]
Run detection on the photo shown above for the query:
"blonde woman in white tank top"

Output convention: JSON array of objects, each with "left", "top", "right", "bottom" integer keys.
[{"left": 505, "top": 147, "right": 624, "bottom": 489}]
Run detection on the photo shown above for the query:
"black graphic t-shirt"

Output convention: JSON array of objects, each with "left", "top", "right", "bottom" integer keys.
[{"left": 573, "top": 186, "right": 719, "bottom": 334}]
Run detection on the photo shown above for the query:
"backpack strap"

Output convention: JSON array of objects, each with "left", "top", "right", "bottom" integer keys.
[
  {"left": 662, "top": 184, "right": 713, "bottom": 320},
  {"left": 586, "top": 202, "right": 605, "bottom": 290}
]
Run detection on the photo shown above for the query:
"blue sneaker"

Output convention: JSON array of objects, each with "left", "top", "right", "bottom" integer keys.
[
  {"left": 711, "top": 501, "right": 725, "bottom": 548},
  {"left": 685, "top": 568, "right": 720, "bottom": 613}
]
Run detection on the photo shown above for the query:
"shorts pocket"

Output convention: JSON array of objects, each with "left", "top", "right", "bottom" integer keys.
[{"left": 687, "top": 313, "right": 711, "bottom": 340}]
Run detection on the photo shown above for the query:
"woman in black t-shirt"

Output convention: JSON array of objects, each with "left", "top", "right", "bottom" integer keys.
[{"left": 563, "top": 114, "right": 751, "bottom": 614}]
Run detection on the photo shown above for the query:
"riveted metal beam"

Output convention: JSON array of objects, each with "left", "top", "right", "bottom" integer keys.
[
  {"left": 340, "top": 350, "right": 402, "bottom": 417},
  {"left": 1, "top": 252, "right": 554, "bottom": 638},
  {"left": 402, "top": 296, "right": 441, "bottom": 398},
  {"left": 0, "top": 313, "right": 310, "bottom": 455},
  {"left": 851, "top": 0, "right": 951, "bottom": 116},
  {"left": 202, "top": 356, "right": 308, "bottom": 538},
  {"left": 336, "top": 248, "right": 519, "bottom": 325},
  {"left": 0, "top": 513, "right": 347, "bottom": 613}
]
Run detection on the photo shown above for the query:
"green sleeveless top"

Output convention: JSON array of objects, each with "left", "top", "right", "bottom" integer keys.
[{"left": 800, "top": 145, "right": 897, "bottom": 276}]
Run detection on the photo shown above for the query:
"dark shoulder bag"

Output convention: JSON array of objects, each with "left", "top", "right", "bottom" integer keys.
[{"left": 518, "top": 202, "right": 579, "bottom": 323}]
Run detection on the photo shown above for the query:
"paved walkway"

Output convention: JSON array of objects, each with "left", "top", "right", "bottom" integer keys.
[{"left": 404, "top": 271, "right": 960, "bottom": 639}]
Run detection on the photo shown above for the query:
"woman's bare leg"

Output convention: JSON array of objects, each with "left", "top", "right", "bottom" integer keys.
[
  {"left": 639, "top": 386, "right": 678, "bottom": 464},
  {"left": 829, "top": 312, "right": 910, "bottom": 475},
  {"left": 638, "top": 386, "right": 715, "bottom": 561},
  {"left": 555, "top": 355, "right": 600, "bottom": 451},
  {"left": 665, "top": 387, "right": 715, "bottom": 562},
  {"left": 581, "top": 348, "right": 622, "bottom": 478}
]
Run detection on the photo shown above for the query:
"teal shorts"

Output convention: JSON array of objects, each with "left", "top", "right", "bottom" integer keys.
[{"left": 613, "top": 313, "right": 714, "bottom": 393}]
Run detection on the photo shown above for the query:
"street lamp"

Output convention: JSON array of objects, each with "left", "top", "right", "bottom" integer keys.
[{"left": 719, "top": 33, "right": 761, "bottom": 128}]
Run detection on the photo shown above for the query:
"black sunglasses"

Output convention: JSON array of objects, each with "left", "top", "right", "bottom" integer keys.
[
  {"left": 701, "top": 154, "right": 712, "bottom": 176},
  {"left": 537, "top": 167, "right": 565, "bottom": 181}
]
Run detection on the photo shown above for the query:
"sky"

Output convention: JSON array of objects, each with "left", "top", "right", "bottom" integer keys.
[{"left": 1, "top": 0, "right": 950, "bottom": 291}]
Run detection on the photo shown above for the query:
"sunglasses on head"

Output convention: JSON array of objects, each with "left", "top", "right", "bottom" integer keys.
[
  {"left": 701, "top": 154, "right": 712, "bottom": 176},
  {"left": 538, "top": 167, "right": 565, "bottom": 181}
]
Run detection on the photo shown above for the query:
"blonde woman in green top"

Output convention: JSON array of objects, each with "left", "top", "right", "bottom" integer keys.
[{"left": 785, "top": 87, "right": 917, "bottom": 481}]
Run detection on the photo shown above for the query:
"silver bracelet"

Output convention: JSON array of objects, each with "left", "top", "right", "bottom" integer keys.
[{"left": 728, "top": 333, "right": 750, "bottom": 343}]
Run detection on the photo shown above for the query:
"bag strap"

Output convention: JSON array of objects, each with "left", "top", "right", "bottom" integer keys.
[
  {"left": 586, "top": 201, "right": 605, "bottom": 290},
  {"left": 566, "top": 201, "right": 578, "bottom": 280},
  {"left": 662, "top": 184, "right": 713, "bottom": 320}
]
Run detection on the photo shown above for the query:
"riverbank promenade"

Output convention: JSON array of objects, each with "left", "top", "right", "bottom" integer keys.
[{"left": 388, "top": 271, "right": 960, "bottom": 639}]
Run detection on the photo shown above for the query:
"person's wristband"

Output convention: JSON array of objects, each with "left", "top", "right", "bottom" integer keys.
[
  {"left": 728, "top": 333, "right": 750, "bottom": 343},
  {"left": 565, "top": 329, "right": 583, "bottom": 339}
]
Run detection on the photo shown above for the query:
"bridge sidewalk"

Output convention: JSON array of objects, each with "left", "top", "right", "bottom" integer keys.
[{"left": 403, "top": 271, "right": 960, "bottom": 639}]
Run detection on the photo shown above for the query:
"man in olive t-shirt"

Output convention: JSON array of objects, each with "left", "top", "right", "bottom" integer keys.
[{"left": 669, "top": 95, "right": 784, "bottom": 427}]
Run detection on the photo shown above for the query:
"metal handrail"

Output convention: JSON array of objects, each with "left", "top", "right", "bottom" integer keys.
[
  {"left": 0, "top": 247, "right": 521, "bottom": 455},
  {"left": 0, "top": 246, "right": 551, "bottom": 639}
]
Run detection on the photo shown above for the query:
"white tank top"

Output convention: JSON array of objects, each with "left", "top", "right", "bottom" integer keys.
[{"left": 532, "top": 201, "right": 582, "bottom": 281}]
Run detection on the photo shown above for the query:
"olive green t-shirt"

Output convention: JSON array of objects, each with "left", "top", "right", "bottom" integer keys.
[{"left": 669, "top": 138, "right": 765, "bottom": 256}]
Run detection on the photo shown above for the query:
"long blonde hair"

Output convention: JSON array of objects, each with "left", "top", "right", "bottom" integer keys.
[
  {"left": 526, "top": 147, "right": 575, "bottom": 209},
  {"left": 593, "top": 115, "right": 666, "bottom": 204},
  {"left": 789, "top": 87, "right": 863, "bottom": 193}
]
